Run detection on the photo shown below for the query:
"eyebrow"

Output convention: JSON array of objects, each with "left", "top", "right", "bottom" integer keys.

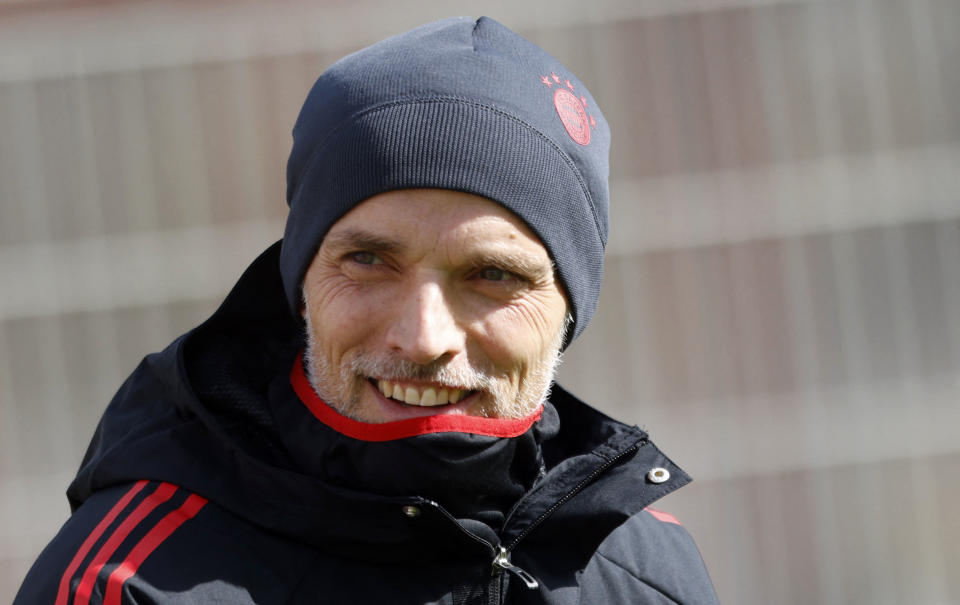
[
  {"left": 468, "top": 250, "right": 554, "bottom": 282},
  {"left": 322, "top": 229, "right": 407, "bottom": 255}
]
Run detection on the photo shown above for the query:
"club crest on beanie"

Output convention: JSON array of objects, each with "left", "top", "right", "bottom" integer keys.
[{"left": 281, "top": 16, "right": 610, "bottom": 345}]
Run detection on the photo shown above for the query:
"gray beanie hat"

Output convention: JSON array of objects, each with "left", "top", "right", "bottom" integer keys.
[{"left": 280, "top": 16, "right": 610, "bottom": 344}]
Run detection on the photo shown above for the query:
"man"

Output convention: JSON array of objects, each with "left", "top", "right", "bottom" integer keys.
[{"left": 16, "top": 16, "right": 719, "bottom": 604}]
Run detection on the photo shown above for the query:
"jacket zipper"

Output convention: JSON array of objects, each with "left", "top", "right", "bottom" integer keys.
[
  {"left": 419, "top": 499, "right": 540, "bottom": 589},
  {"left": 493, "top": 439, "right": 645, "bottom": 592},
  {"left": 421, "top": 437, "right": 646, "bottom": 595},
  {"left": 505, "top": 438, "right": 646, "bottom": 552},
  {"left": 491, "top": 546, "right": 538, "bottom": 589}
]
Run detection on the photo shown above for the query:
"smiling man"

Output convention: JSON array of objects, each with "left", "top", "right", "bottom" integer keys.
[
  {"left": 16, "top": 17, "right": 718, "bottom": 605},
  {"left": 302, "top": 189, "right": 569, "bottom": 424}
]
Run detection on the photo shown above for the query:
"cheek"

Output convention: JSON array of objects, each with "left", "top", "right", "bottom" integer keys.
[
  {"left": 471, "top": 302, "right": 564, "bottom": 371},
  {"left": 304, "top": 278, "right": 392, "bottom": 352}
]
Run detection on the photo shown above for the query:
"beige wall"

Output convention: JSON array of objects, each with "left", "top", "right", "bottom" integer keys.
[{"left": 2, "top": 0, "right": 959, "bottom": 602}]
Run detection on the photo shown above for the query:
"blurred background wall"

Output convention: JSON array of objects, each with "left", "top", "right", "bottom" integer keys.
[{"left": 1, "top": 0, "right": 958, "bottom": 602}]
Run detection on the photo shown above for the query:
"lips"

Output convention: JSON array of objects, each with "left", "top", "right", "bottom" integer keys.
[{"left": 371, "top": 379, "right": 474, "bottom": 407}]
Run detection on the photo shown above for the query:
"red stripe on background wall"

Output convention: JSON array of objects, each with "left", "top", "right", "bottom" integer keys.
[
  {"left": 103, "top": 494, "right": 208, "bottom": 605},
  {"left": 55, "top": 481, "right": 149, "bottom": 605},
  {"left": 72, "top": 482, "right": 178, "bottom": 605}
]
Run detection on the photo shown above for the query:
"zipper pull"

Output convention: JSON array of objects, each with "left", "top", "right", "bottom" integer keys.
[{"left": 491, "top": 546, "right": 539, "bottom": 589}]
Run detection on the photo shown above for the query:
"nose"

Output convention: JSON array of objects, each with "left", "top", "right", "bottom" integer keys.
[{"left": 384, "top": 280, "right": 465, "bottom": 365}]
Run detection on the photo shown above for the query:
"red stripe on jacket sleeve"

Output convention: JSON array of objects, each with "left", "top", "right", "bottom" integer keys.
[
  {"left": 73, "top": 482, "right": 178, "bottom": 605},
  {"left": 645, "top": 507, "right": 682, "bottom": 525},
  {"left": 55, "top": 481, "right": 149, "bottom": 605},
  {"left": 103, "top": 493, "right": 208, "bottom": 605}
]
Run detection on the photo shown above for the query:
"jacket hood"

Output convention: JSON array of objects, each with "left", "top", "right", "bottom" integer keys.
[{"left": 68, "top": 242, "right": 690, "bottom": 563}]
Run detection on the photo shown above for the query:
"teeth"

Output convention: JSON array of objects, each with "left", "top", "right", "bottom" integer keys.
[
  {"left": 404, "top": 387, "right": 419, "bottom": 405},
  {"left": 420, "top": 388, "right": 437, "bottom": 406},
  {"left": 375, "top": 380, "right": 468, "bottom": 407}
]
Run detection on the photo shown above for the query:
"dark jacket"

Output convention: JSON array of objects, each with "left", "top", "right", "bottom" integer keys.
[{"left": 15, "top": 243, "right": 719, "bottom": 604}]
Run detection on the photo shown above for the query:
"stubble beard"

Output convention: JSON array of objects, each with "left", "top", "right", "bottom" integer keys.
[{"left": 302, "top": 308, "right": 568, "bottom": 423}]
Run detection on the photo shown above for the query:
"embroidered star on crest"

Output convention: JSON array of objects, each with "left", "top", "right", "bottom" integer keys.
[
  {"left": 551, "top": 72, "right": 560, "bottom": 83},
  {"left": 580, "top": 95, "right": 588, "bottom": 107},
  {"left": 540, "top": 75, "right": 553, "bottom": 87},
  {"left": 565, "top": 79, "right": 574, "bottom": 90}
]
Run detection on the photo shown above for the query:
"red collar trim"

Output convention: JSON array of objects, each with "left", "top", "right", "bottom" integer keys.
[{"left": 289, "top": 351, "right": 542, "bottom": 441}]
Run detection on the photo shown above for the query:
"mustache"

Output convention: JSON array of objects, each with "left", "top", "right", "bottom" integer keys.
[{"left": 344, "top": 353, "right": 495, "bottom": 391}]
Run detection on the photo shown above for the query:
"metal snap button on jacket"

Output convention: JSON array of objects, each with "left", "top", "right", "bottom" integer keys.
[{"left": 647, "top": 467, "right": 670, "bottom": 484}]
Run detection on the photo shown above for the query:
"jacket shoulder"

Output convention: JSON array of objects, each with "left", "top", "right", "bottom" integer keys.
[
  {"left": 15, "top": 481, "right": 315, "bottom": 605},
  {"left": 579, "top": 507, "right": 720, "bottom": 605}
]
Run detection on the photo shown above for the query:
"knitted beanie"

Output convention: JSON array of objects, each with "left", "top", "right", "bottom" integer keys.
[{"left": 280, "top": 16, "right": 610, "bottom": 344}]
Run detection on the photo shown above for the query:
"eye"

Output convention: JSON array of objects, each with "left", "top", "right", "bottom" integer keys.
[
  {"left": 347, "top": 251, "right": 383, "bottom": 265},
  {"left": 472, "top": 266, "right": 530, "bottom": 285},
  {"left": 478, "top": 267, "right": 511, "bottom": 282}
]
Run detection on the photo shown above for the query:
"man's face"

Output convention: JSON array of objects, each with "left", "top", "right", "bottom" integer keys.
[{"left": 301, "top": 189, "right": 569, "bottom": 423}]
